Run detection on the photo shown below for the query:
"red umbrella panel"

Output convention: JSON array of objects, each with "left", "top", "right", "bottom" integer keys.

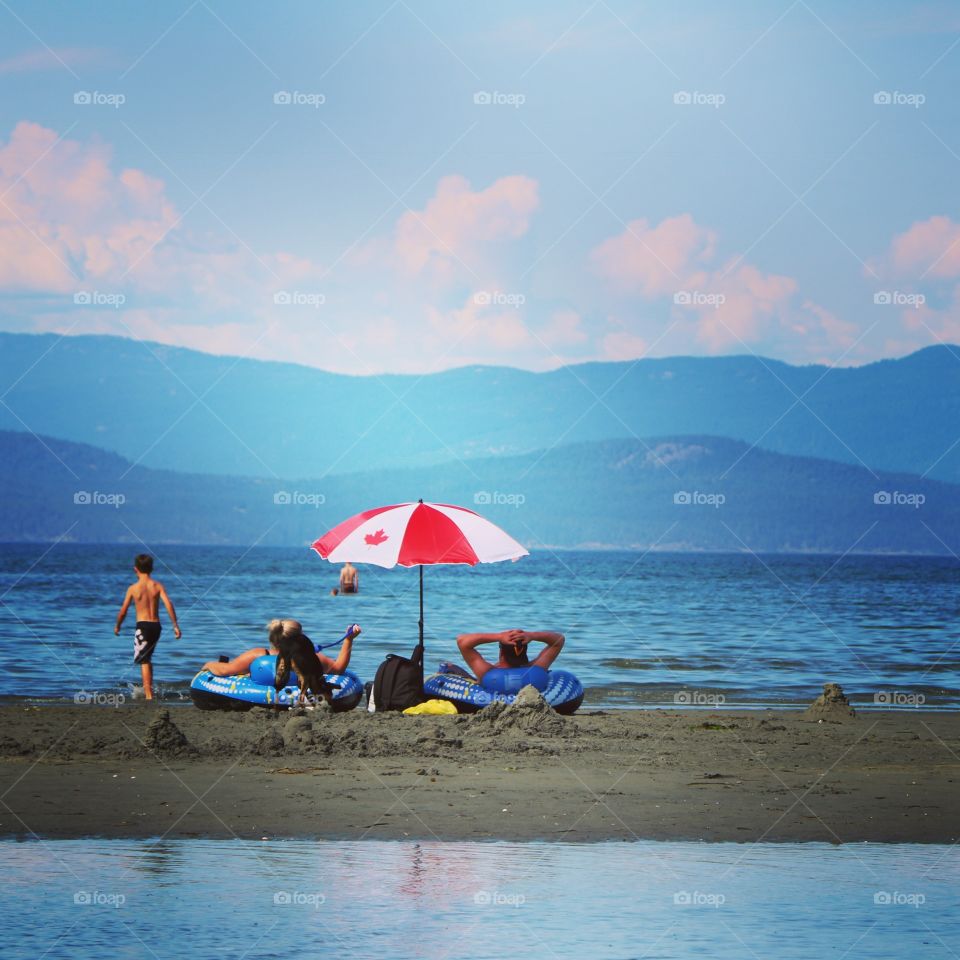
[{"left": 312, "top": 500, "right": 528, "bottom": 651}]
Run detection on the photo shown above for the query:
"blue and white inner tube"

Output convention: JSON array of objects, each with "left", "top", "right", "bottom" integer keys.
[
  {"left": 423, "top": 662, "right": 584, "bottom": 715},
  {"left": 190, "top": 654, "right": 364, "bottom": 712}
]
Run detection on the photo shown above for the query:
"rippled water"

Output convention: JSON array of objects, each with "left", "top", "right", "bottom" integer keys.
[
  {"left": 1, "top": 544, "right": 958, "bottom": 706},
  {"left": 2, "top": 839, "right": 957, "bottom": 960}
]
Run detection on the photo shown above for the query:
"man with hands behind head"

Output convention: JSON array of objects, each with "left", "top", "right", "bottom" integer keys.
[{"left": 456, "top": 629, "right": 564, "bottom": 682}]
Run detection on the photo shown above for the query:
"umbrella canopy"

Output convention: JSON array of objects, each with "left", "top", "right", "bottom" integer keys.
[
  {"left": 312, "top": 500, "right": 528, "bottom": 568},
  {"left": 312, "top": 500, "right": 528, "bottom": 666}
]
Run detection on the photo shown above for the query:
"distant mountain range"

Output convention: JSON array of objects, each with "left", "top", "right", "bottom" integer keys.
[
  {"left": 3, "top": 332, "right": 960, "bottom": 482},
  {"left": 2, "top": 430, "right": 958, "bottom": 554}
]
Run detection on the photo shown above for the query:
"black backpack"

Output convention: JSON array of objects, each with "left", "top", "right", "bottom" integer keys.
[{"left": 372, "top": 642, "right": 424, "bottom": 711}]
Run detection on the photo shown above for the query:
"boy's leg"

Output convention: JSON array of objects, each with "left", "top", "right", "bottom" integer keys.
[
  {"left": 133, "top": 622, "right": 161, "bottom": 699},
  {"left": 141, "top": 662, "right": 154, "bottom": 699}
]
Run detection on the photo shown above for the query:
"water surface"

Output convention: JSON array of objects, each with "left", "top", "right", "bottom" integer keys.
[{"left": 2, "top": 839, "right": 956, "bottom": 960}]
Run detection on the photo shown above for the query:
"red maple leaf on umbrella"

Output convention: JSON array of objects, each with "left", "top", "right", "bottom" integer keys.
[{"left": 364, "top": 528, "right": 389, "bottom": 546}]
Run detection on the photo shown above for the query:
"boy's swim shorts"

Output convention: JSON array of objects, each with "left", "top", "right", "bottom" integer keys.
[{"left": 134, "top": 622, "right": 162, "bottom": 664}]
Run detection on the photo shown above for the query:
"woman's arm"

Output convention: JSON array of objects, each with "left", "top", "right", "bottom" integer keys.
[
  {"left": 317, "top": 634, "right": 354, "bottom": 674},
  {"left": 201, "top": 647, "right": 265, "bottom": 676}
]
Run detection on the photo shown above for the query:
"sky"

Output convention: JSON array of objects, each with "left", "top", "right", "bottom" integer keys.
[{"left": 1, "top": 0, "right": 960, "bottom": 374}]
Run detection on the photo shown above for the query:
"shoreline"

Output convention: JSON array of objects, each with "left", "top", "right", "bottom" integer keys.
[
  {"left": 4, "top": 694, "right": 956, "bottom": 713},
  {"left": 2, "top": 703, "right": 958, "bottom": 843}
]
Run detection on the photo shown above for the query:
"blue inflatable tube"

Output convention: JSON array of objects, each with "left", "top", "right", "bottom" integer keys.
[
  {"left": 423, "top": 663, "right": 584, "bottom": 715},
  {"left": 190, "top": 655, "right": 363, "bottom": 712}
]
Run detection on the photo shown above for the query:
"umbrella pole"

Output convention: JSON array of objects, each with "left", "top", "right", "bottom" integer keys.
[{"left": 418, "top": 564, "right": 425, "bottom": 683}]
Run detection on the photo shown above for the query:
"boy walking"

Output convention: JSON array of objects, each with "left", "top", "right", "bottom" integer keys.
[{"left": 114, "top": 554, "right": 181, "bottom": 700}]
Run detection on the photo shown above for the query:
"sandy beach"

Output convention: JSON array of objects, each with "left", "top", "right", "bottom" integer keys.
[{"left": 1, "top": 695, "right": 957, "bottom": 843}]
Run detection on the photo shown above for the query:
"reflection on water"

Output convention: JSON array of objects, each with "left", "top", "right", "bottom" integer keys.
[
  {"left": 0, "top": 544, "right": 958, "bottom": 707},
  {"left": 2, "top": 839, "right": 958, "bottom": 959}
]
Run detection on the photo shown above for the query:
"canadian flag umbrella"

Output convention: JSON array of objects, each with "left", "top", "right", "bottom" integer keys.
[{"left": 312, "top": 500, "right": 528, "bottom": 657}]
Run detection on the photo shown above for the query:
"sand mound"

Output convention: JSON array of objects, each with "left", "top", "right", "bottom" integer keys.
[
  {"left": 283, "top": 715, "right": 315, "bottom": 750},
  {"left": 803, "top": 683, "right": 856, "bottom": 722},
  {"left": 254, "top": 727, "right": 285, "bottom": 756},
  {"left": 144, "top": 709, "right": 195, "bottom": 757},
  {"left": 471, "top": 685, "right": 568, "bottom": 737}
]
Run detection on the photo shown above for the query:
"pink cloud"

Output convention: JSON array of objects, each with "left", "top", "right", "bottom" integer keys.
[
  {"left": 591, "top": 214, "right": 716, "bottom": 298},
  {"left": 0, "top": 121, "right": 179, "bottom": 292},
  {"left": 872, "top": 216, "right": 960, "bottom": 355},
  {"left": 0, "top": 121, "right": 324, "bottom": 313},
  {"left": 792, "top": 300, "right": 860, "bottom": 357},
  {"left": 601, "top": 329, "right": 649, "bottom": 361},
  {"left": 394, "top": 174, "right": 539, "bottom": 280},
  {"left": 428, "top": 293, "right": 531, "bottom": 354},
  {"left": 694, "top": 263, "right": 797, "bottom": 349},
  {"left": 591, "top": 213, "right": 804, "bottom": 353},
  {"left": 539, "top": 309, "right": 587, "bottom": 347},
  {"left": 888, "top": 215, "right": 960, "bottom": 279}
]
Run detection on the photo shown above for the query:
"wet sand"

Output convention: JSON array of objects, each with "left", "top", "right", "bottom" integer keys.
[{"left": 1, "top": 700, "right": 957, "bottom": 843}]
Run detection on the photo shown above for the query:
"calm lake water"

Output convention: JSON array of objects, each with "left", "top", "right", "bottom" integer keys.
[
  {"left": 0, "top": 543, "right": 957, "bottom": 707},
  {"left": 2, "top": 839, "right": 957, "bottom": 960}
]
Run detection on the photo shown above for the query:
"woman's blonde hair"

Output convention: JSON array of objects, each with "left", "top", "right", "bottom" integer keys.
[{"left": 266, "top": 618, "right": 302, "bottom": 649}]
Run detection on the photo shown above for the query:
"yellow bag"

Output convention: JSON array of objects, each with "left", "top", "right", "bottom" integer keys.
[{"left": 403, "top": 699, "right": 458, "bottom": 716}]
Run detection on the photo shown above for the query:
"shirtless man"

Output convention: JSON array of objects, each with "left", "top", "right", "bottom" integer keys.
[
  {"left": 114, "top": 554, "right": 181, "bottom": 700},
  {"left": 456, "top": 629, "right": 564, "bottom": 681},
  {"left": 339, "top": 562, "right": 359, "bottom": 594}
]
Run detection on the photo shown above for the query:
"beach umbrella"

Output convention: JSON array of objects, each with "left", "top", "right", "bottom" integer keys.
[{"left": 311, "top": 500, "right": 528, "bottom": 663}]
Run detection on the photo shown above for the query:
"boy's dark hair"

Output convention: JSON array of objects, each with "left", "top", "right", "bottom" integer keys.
[
  {"left": 134, "top": 554, "right": 154, "bottom": 574},
  {"left": 499, "top": 642, "right": 529, "bottom": 668}
]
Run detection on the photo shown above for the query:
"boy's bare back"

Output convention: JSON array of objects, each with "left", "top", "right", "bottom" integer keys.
[{"left": 126, "top": 576, "right": 164, "bottom": 622}]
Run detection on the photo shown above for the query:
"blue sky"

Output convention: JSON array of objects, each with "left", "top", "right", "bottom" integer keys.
[{"left": 1, "top": 0, "right": 959, "bottom": 373}]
